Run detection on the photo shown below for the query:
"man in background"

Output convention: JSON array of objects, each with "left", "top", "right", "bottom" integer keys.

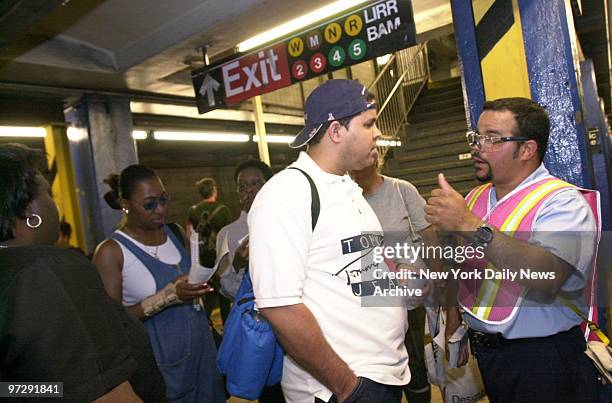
[
  {"left": 351, "top": 162, "right": 432, "bottom": 403},
  {"left": 217, "top": 159, "right": 274, "bottom": 300}
]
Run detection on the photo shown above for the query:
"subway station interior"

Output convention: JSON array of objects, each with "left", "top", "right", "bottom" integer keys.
[{"left": 1, "top": 0, "right": 612, "bottom": 401}]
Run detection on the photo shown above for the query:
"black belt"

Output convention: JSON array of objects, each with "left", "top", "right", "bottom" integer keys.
[
  {"left": 468, "top": 329, "right": 506, "bottom": 348},
  {"left": 468, "top": 326, "right": 583, "bottom": 349}
]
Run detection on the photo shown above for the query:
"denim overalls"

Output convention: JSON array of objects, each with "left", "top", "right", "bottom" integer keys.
[{"left": 112, "top": 225, "right": 225, "bottom": 402}]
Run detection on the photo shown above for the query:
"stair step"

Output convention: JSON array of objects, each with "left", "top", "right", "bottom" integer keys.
[
  {"left": 406, "top": 116, "right": 467, "bottom": 136},
  {"left": 418, "top": 87, "right": 464, "bottom": 103},
  {"left": 420, "top": 181, "right": 477, "bottom": 198},
  {"left": 394, "top": 142, "right": 471, "bottom": 163},
  {"left": 424, "top": 79, "right": 462, "bottom": 92},
  {"left": 385, "top": 171, "right": 477, "bottom": 198},
  {"left": 412, "top": 115, "right": 467, "bottom": 129},
  {"left": 404, "top": 132, "right": 467, "bottom": 149},
  {"left": 409, "top": 172, "right": 475, "bottom": 188},
  {"left": 382, "top": 77, "right": 474, "bottom": 199},
  {"left": 390, "top": 165, "right": 474, "bottom": 186},
  {"left": 410, "top": 105, "right": 466, "bottom": 123},
  {"left": 427, "top": 77, "right": 462, "bottom": 89},
  {"left": 413, "top": 97, "right": 464, "bottom": 114}
]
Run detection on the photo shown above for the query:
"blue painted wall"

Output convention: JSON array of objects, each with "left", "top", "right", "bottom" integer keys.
[
  {"left": 518, "top": 0, "right": 592, "bottom": 188},
  {"left": 450, "top": 0, "right": 484, "bottom": 130}
]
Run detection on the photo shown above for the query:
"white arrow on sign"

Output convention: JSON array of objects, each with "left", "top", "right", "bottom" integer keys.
[{"left": 199, "top": 74, "right": 220, "bottom": 107}]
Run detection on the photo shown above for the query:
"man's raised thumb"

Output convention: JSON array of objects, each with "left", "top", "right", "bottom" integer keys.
[{"left": 438, "top": 173, "right": 453, "bottom": 190}]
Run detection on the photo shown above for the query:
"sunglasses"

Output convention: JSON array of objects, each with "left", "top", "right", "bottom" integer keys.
[{"left": 141, "top": 194, "right": 170, "bottom": 211}]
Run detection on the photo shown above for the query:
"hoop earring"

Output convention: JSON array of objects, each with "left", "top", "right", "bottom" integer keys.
[{"left": 26, "top": 214, "right": 43, "bottom": 229}]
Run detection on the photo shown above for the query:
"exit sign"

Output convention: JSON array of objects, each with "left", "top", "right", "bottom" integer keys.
[{"left": 192, "top": 0, "right": 416, "bottom": 114}]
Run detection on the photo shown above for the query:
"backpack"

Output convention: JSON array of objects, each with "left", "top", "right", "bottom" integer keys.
[
  {"left": 196, "top": 204, "right": 224, "bottom": 267},
  {"left": 217, "top": 167, "right": 319, "bottom": 399}
]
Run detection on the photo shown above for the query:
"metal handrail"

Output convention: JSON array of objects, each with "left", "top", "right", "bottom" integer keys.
[
  {"left": 367, "top": 54, "right": 398, "bottom": 91},
  {"left": 368, "top": 43, "right": 430, "bottom": 162}
]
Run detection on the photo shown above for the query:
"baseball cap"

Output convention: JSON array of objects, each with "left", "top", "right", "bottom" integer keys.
[{"left": 289, "top": 79, "right": 376, "bottom": 149}]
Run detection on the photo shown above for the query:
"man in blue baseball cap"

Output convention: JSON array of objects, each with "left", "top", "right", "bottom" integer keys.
[{"left": 249, "top": 79, "right": 410, "bottom": 402}]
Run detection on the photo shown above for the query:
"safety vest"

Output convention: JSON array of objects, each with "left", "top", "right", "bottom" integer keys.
[{"left": 458, "top": 176, "right": 601, "bottom": 331}]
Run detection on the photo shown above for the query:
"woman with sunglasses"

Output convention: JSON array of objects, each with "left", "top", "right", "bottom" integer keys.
[
  {"left": 94, "top": 164, "right": 225, "bottom": 403},
  {"left": 0, "top": 145, "right": 165, "bottom": 402}
]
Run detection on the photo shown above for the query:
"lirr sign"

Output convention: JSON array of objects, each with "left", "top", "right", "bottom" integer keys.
[{"left": 191, "top": 0, "right": 416, "bottom": 114}]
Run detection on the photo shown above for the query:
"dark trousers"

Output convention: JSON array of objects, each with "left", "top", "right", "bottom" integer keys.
[
  {"left": 403, "top": 306, "right": 431, "bottom": 403},
  {"left": 469, "top": 326, "right": 600, "bottom": 403},
  {"left": 260, "top": 383, "right": 285, "bottom": 403},
  {"left": 314, "top": 378, "right": 403, "bottom": 403}
]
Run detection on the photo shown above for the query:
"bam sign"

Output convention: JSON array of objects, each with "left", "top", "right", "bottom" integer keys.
[{"left": 192, "top": 0, "right": 416, "bottom": 114}]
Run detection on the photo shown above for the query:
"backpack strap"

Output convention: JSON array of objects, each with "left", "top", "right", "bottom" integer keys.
[
  {"left": 392, "top": 178, "right": 422, "bottom": 244},
  {"left": 208, "top": 204, "right": 225, "bottom": 221},
  {"left": 288, "top": 167, "right": 320, "bottom": 231}
]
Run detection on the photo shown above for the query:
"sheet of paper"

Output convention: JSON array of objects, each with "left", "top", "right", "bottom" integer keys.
[{"left": 188, "top": 230, "right": 230, "bottom": 284}]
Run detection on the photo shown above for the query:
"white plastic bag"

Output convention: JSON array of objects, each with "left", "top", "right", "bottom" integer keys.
[{"left": 425, "top": 307, "right": 487, "bottom": 402}]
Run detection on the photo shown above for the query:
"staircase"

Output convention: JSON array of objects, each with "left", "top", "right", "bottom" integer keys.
[{"left": 383, "top": 78, "right": 479, "bottom": 198}]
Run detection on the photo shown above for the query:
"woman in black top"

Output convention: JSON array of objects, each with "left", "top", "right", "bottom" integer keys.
[{"left": 0, "top": 143, "right": 166, "bottom": 402}]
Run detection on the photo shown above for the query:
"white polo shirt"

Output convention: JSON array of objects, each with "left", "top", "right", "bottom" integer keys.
[{"left": 249, "top": 152, "right": 409, "bottom": 402}]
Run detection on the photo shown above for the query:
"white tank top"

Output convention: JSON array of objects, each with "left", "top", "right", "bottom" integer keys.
[{"left": 113, "top": 229, "right": 182, "bottom": 306}]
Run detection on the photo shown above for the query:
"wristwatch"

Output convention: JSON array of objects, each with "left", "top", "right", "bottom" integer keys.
[{"left": 471, "top": 223, "right": 494, "bottom": 249}]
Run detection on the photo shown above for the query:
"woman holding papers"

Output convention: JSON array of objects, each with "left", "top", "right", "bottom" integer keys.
[{"left": 94, "top": 164, "right": 225, "bottom": 403}]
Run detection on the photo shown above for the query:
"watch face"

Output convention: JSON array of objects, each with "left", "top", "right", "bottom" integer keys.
[{"left": 477, "top": 225, "right": 494, "bottom": 243}]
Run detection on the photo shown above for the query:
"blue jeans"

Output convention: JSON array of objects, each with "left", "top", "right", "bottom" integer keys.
[{"left": 314, "top": 378, "right": 403, "bottom": 403}]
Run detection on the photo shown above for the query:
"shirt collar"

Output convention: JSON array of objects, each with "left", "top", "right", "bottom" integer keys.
[
  {"left": 491, "top": 163, "right": 550, "bottom": 203},
  {"left": 292, "top": 151, "right": 353, "bottom": 185}
]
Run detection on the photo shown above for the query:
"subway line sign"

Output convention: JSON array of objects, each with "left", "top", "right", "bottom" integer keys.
[{"left": 191, "top": 0, "right": 416, "bottom": 114}]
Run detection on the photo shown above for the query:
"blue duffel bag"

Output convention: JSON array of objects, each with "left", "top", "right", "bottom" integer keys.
[{"left": 217, "top": 274, "right": 284, "bottom": 399}]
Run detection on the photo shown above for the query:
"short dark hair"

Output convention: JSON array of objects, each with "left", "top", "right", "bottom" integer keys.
[
  {"left": 103, "top": 165, "right": 158, "bottom": 209},
  {"left": 483, "top": 97, "right": 549, "bottom": 162},
  {"left": 308, "top": 92, "right": 376, "bottom": 147},
  {"left": 195, "top": 177, "right": 216, "bottom": 198},
  {"left": 234, "top": 159, "right": 274, "bottom": 183},
  {"left": 0, "top": 143, "right": 47, "bottom": 242}
]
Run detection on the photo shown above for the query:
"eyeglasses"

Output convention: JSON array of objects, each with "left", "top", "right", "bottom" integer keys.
[
  {"left": 466, "top": 131, "right": 530, "bottom": 150},
  {"left": 141, "top": 194, "right": 170, "bottom": 211},
  {"left": 237, "top": 179, "right": 265, "bottom": 193}
]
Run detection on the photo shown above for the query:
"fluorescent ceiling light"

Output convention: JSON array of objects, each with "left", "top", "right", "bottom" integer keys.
[
  {"left": 132, "top": 130, "right": 148, "bottom": 140},
  {"left": 153, "top": 131, "right": 250, "bottom": 142},
  {"left": 377, "top": 139, "right": 402, "bottom": 147},
  {"left": 66, "top": 127, "right": 88, "bottom": 142},
  {"left": 252, "top": 134, "right": 295, "bottom": 144},
  {"left": 237, "top": 0, "right": 371, "bottom": 52},
  {"left": 0, "top": 126, "right": 46, "bottom": 138},
  {"left": 376, "top": 54, "right": 392, "bottom": 66}
]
